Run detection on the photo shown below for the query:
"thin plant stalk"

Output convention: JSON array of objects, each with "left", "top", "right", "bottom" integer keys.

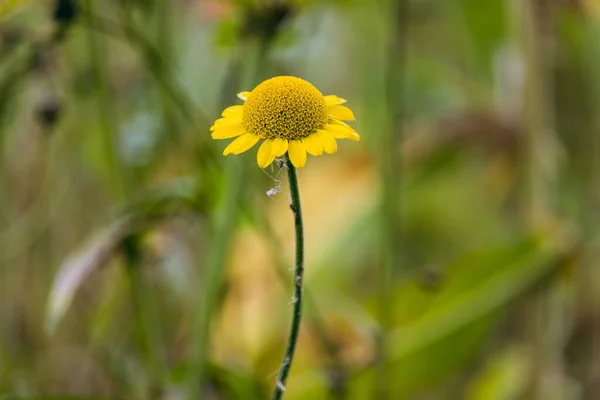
[
  {"left": 353, "top": 4, "right": 396, "bottom": 394},
  {"left": 83, "top": 0, "right": 126, "bottom": 200},
  {"left": 519, "top": 1, "right": 563, "bottom": 398},
  {"left": 189, "top": 39, "right": 269, "bottom": 394},
  {"left": 190, "top": 157, "right": 244, "bottom": 389},
  {"left": 154, "top": 0, "right": 178, "bottom": 157},
  {"left": 122, "top": 235, "right": 163, "bottom": 396},
  {"left": 257, "top": 210, "right": 347, "bottom": 399},
  {"left": 271, "top": 153, "right": 305, "bottom": 400},
  {"left": 374, "top": 0, "right": 408, "bottom": 397},
  {"left": 578, "top": 19, "right": 600, "bottom": 394}
]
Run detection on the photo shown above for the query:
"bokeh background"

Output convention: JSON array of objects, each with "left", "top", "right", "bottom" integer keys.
[{"left": 1, "top": 0, "right": 599, "bottom": 399}]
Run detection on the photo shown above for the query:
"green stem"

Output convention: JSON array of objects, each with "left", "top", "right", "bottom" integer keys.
[
  {"left": 519, "top": 1, "right": 560, "bottom": 398},
  {"left": 374, "top": 0, "right": 407, "bottom": 397},
  {"left": 191, "top": 157, "right": 243, "bottom": 389},
  {"left": 83, "top": 0, "right": 125, "bottom": 199},
  {"left": 122, "top": 235, "right": 162, "bottom": 397},
  {"left": 271, "top": 154, "right": 305, "bottom": 400},
  {"left": 257, "top": 204, "right": 347, "bottom": 398},
  {"left": 189, "top": 38, "right": 269, "bottom": 394}
]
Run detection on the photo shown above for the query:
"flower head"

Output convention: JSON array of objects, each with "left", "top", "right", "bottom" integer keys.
[{"left": 210, "top": 76, "right": 359, "bottom": 168}]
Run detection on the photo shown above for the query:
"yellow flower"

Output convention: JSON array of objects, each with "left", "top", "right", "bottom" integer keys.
[{"left": 210, "top": 76, "right": 360, "bottom": 168}]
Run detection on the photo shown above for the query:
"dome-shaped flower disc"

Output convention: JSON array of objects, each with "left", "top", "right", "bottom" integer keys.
[{"left": 210, "top": 76, "right": 359, "bottom": 168}]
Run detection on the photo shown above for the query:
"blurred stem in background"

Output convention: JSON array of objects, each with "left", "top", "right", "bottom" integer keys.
[
  {"left": 557, "top": 3, "right": 600, "bottom": 396},
  {"left": 122, "top": 234, "right": 163, "bottom": 397},
  {"left": 577, "top": 19, "right": 600, "bottom": 400},
  {"left": 83, "top": 0, "right": 126, "bottom": 200},
  {"left": 521, "top": 0, "right": 556, "bottom": 225},
  {"left": 355, "top": 0, "right": 408, "bottom": 398},
  {"left": 154, "top": 0, "right": 177, "bottom": 156},
  {"left": 519, "top": 0, "right": 566, "bottom": 398},
  {"left": 188, "top": 35, "right": 270, "bottom": 396}
]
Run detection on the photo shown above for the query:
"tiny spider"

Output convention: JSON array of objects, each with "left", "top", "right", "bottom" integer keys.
[
  {"left": 266, "top": 184, "right": 282, "bottom": 199},
  {"left": 263, "top": 158, "right": 286, "bottom": 199}
]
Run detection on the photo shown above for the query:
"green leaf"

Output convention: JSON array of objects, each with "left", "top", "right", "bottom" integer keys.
[
  {"left": 348, "top": 230, "right": 573, "bottom": 398},
  {"left": 465, "top": 346, "right": 530, "bottom": 400}
]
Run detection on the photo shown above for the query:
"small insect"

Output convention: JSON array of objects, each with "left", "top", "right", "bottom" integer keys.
[
  {"left": 266, "top": 183, "right": 282, "bottom": 199},
  {"left": 263, "top": 157, "right": 286, "bottom": 199}
]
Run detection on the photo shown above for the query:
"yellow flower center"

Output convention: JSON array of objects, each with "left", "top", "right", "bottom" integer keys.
[{"left": 242, "top": 76, "right": 328, "bottom": 141}]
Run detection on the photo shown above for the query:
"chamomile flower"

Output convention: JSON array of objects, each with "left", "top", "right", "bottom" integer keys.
[{"left": 210, "top": 76, "right": 359, "bottom": 168}]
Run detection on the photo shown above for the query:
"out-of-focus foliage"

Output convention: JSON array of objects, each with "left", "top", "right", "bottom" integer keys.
[{"left": 0, "top": 0, "right": 598, "bottom": 399}]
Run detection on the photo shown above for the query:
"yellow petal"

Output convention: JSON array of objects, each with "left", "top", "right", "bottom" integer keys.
[
  {"left": 210, "top": 118, "right": 228, "bottom": 131},
  {"left": 223, "top": 133, "right": 260, "bottom": 155},
  {"left": 329, "top": 119, "right": 360, "bottom": 141},
  {"left": 211, "top": 123, "right": 246, "bottom": 139},
  {"left": 328, "top": 105, "right": 355, "bottom": 121},
  {"left": 325, "top": 123, "right": 360, "bottom": 142},
  {"left": 329, "top": 118, "right": 356, "bottom": 130},
  {"left": 237, "top": 91, "right": 251, "bottom": 101},
  {"left": 257, "top": 139, "right": 276, "bottom": 168},
  {"left": 316, "top": 130, "right": 338, "bottom": 154},
  {"left": 324, "top": 95, "right": 347, "bottom": 106},
  {"left": 270, "top": 138, "right": 289, "bottom": 158},
  {"left": 302, "top": 135, "right": 323, "bottom": 156},
  {"left": 221, "top": 105, "right": 243, "bottom": 117},
  {"left": 288, "top": 140, "right": 307, "bottom": 168},
  {"left": 210, "top": 117, "right": 242, "bottom": 131}
]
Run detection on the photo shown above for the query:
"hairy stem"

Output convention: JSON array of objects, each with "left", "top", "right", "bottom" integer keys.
[
  {"left": 257, "top": 202, "right": 347, "bottom": 398},
  {"left": 272, "top": 154, "right": 305, "bottom": 400}
]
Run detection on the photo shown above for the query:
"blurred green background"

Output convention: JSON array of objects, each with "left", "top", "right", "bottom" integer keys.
[{"left": 1, "top": 0, "right": 599, "bottom": 399}]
